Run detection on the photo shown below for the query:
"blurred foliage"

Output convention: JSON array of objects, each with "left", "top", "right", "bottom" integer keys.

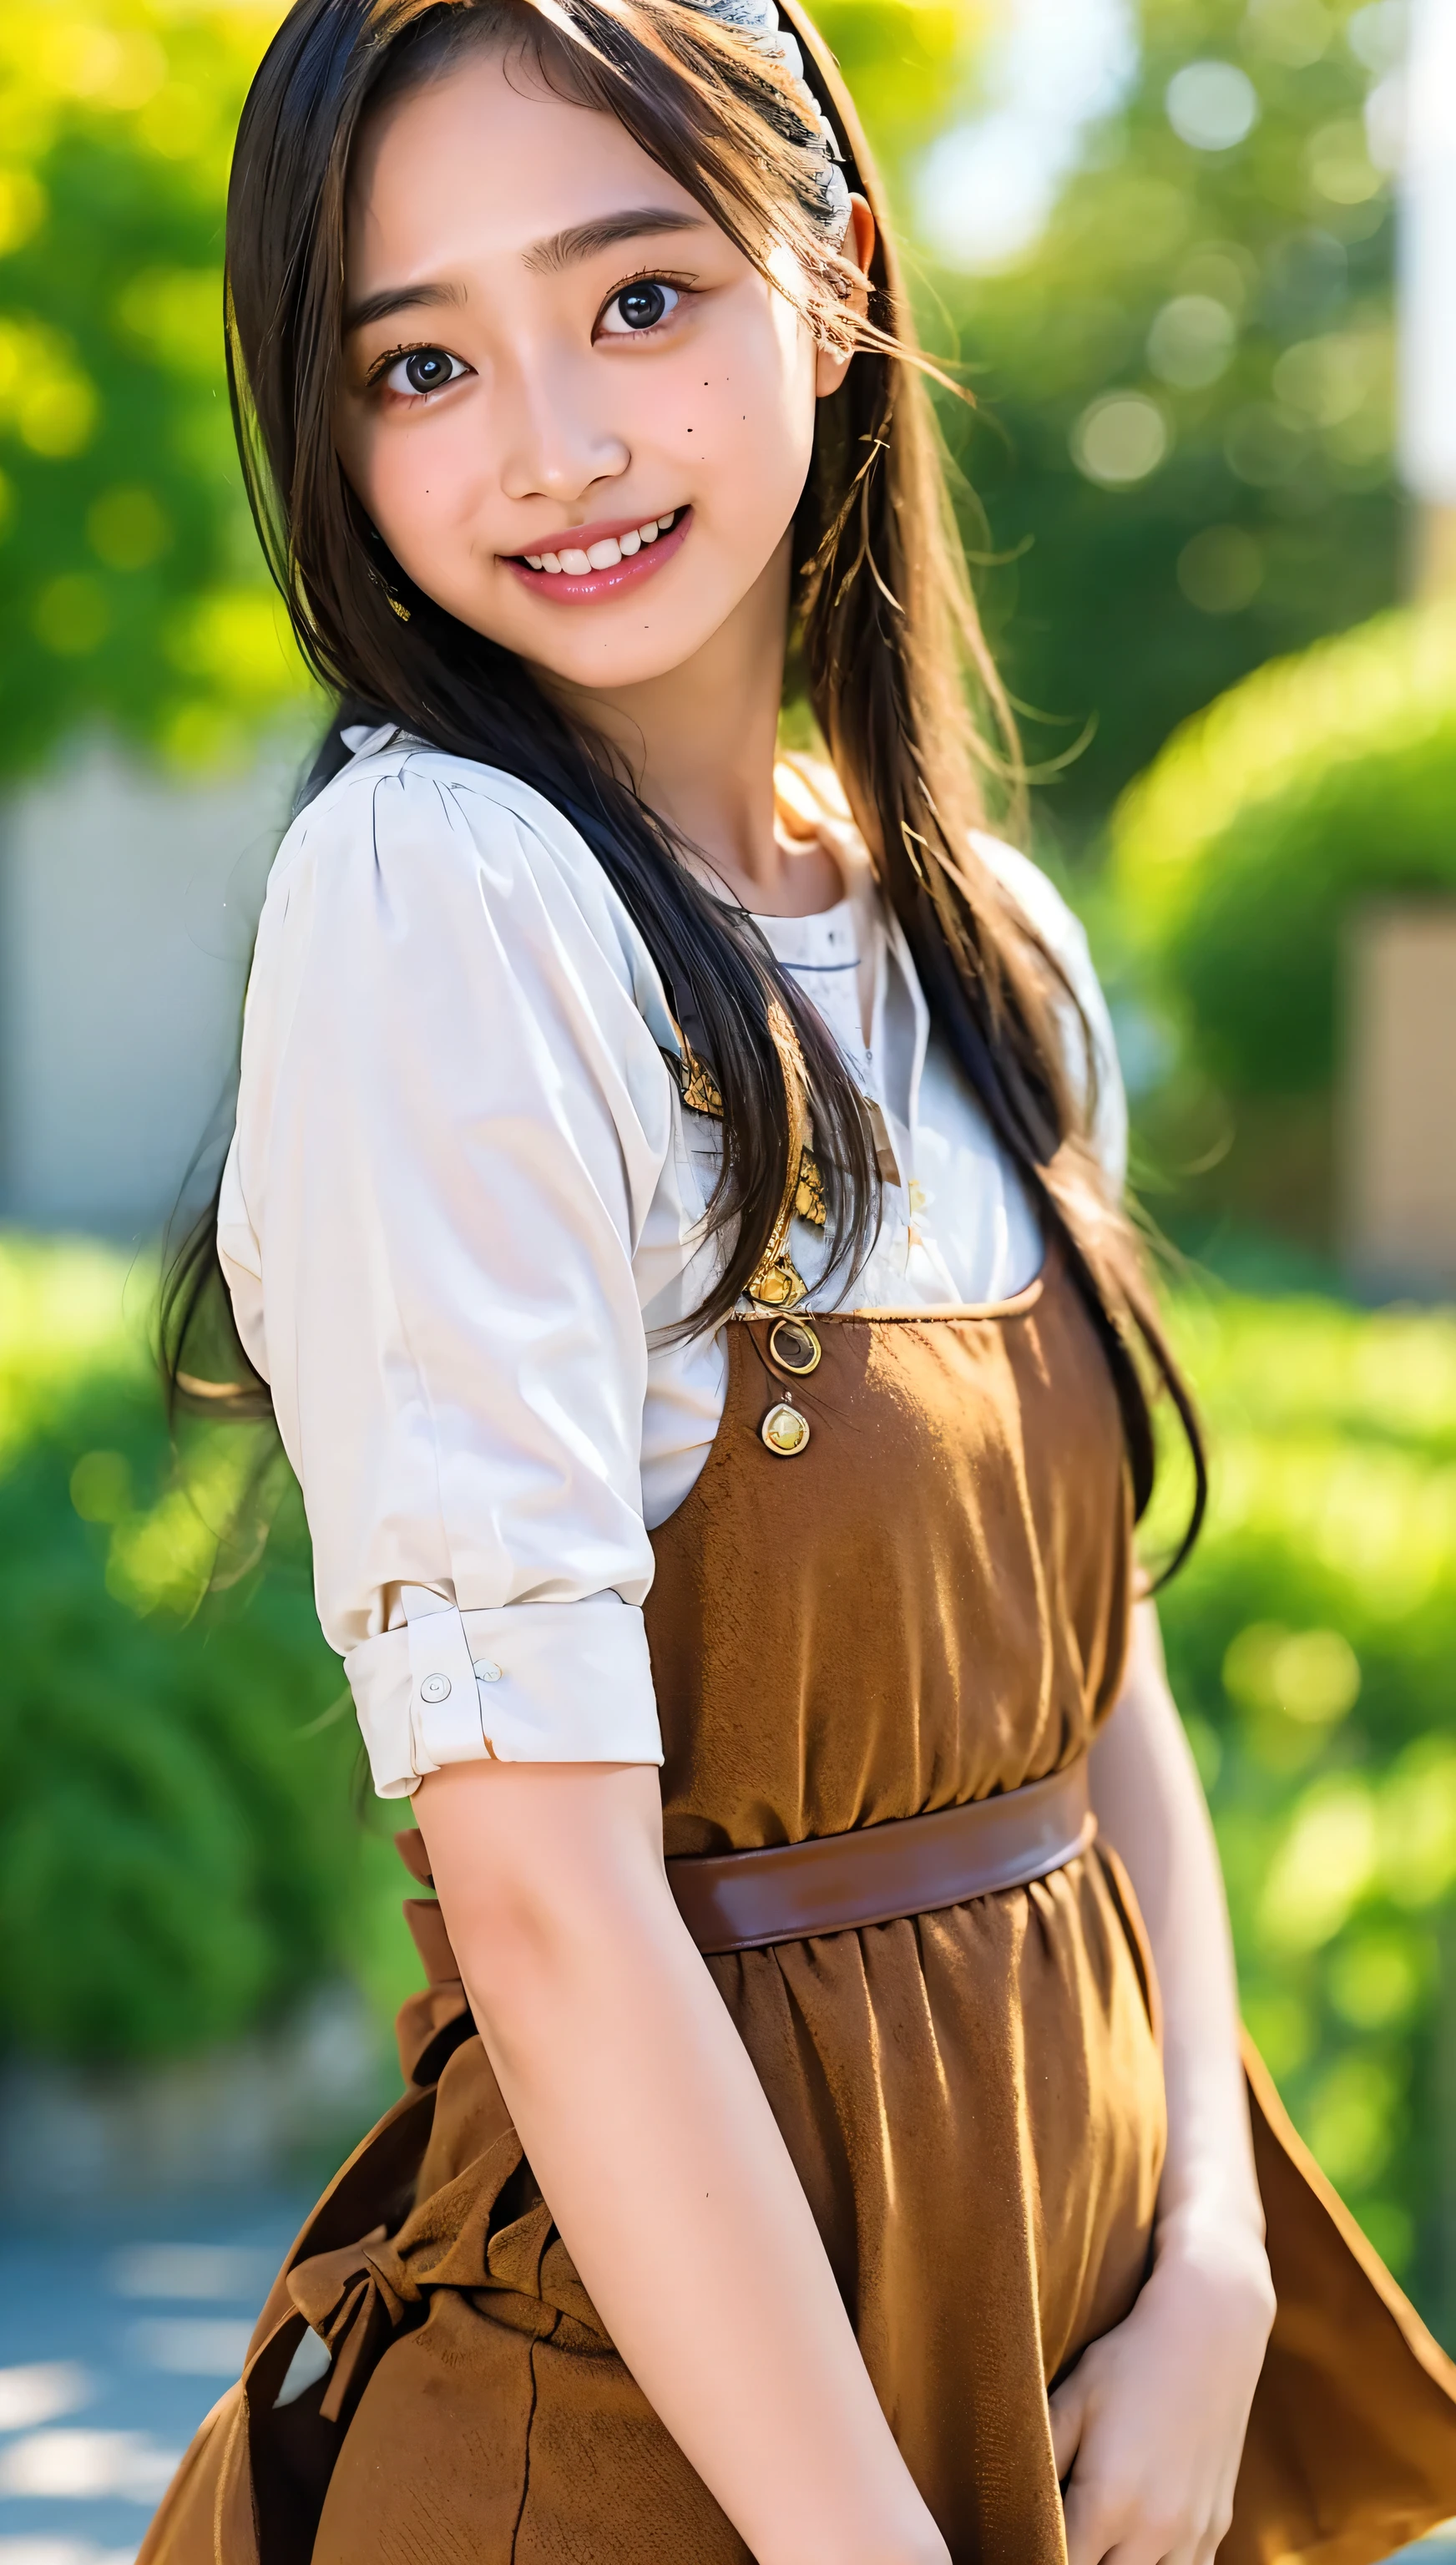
[
  {"left": 1105, "top": 604, "right": 1456, "bottom": 1245},
  {"left": 931, "top": 0, "right": 1402, "bottom": 827},
  {"left": 0, "top": 0, "right": 317, "bottom": 778},
  {"left": 1155, "top": 1283, "right": 1456, "bottom": 2336},
  {"left": 817, "top": 0, "right": 989, "bottom": 170},
  {"left": 0, "top": 1234, "right": 405, "bottom": 2065}
]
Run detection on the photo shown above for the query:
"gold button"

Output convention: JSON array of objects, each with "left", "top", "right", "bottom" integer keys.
[
  {"left": 768, "top": 1316, "right": 821, "bottom": 1377},
  {"left": 761, "top": 1401, "right": 811, "bottom": 1457}
]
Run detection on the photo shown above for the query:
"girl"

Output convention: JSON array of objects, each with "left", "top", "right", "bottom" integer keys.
[{"left": 145, "top": 1, "right": 1456, "bottom": 2557}]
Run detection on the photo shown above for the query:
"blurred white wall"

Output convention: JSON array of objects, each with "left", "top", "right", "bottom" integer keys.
[
  {"left": 0, "top": 738, "right": 295, "bottom": 1237},
  {"left": 1399, "top": 0, "right": 1456, "bottom": 503},
  {"left": 1399, "top": 0, "right": 1456, "bottom": 591}
]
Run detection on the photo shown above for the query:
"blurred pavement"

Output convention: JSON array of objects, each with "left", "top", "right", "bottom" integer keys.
[{"left": 0, "top": 2191, "right": 306, "bottom": 2563}]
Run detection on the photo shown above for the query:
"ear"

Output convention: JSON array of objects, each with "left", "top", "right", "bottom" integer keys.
[{"left": 814, "top": 193, "right": 876, "bottom": 399}]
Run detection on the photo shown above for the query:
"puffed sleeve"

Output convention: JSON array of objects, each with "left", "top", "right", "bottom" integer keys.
[
  {"left": 217, "top": 752, "right": 677, "bottom": 1797},
  {"left": 971, "top": 831, "right": 1129, "bottom": 1196}
]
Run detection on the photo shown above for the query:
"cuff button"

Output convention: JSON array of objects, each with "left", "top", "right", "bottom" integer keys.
[
  {"left": 473, "top": 1658, "right": 503, "bottom": 1683},
  {"left": 419, "top": 1672, "right": 452, "bottom": 1703}
]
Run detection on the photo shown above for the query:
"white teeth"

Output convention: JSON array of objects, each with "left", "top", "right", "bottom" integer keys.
[{"left": 533, "top": 515, "right": 680, "bottom": 578}]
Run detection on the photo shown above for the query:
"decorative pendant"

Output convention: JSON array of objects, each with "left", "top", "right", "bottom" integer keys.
[
  {"left": 768, "top": 1316, "right": 822, "bottom": 1377},
  {"left": 748, "top": 1254, "right": 807, "bottom": 1310},
  {"left": 761, "top": 1399, "right": 811, "bottom": 1458}
]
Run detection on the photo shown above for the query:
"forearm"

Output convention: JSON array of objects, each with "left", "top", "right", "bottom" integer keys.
[
  {"left": 1056, "top": 1605, "right": 1274, "bottom": 2557},
  {"left": 416, "top": 1760, "right": 947, "bottom": 2565},
  {"left": 1089, "top": 1601, "right": 1263, "bottom": 2253}
]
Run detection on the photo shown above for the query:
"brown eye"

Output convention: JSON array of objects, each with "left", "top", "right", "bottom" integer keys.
[
  {"left": 384, "top": 347, "right": 469, "bottom": 397},
  {"left": 599, "top": 281, "right": 679, "bottom": 336}
]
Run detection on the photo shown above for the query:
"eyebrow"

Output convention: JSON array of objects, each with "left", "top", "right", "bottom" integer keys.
[
  {"left": 523, "top": 205, "right": 708, "bottom": 274},
  {"left": 343, "top": 278, "right": 468, "bottom": 335},
  {"left": 344, "top": 206, "right": 708, "bottom": 336}
]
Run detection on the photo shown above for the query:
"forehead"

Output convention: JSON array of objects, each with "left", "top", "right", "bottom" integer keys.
[{"left": 346, "top": 48, "right": 702, "bottom": 286}]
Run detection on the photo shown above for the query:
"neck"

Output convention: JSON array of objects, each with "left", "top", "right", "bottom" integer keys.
[{"left": 537, "top": 534, "right": 842, "bottom": 918}]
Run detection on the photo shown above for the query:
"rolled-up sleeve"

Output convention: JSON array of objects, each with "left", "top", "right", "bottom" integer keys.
[{"left": 217, "top": 754, "right": 676, "bottom": 1796}]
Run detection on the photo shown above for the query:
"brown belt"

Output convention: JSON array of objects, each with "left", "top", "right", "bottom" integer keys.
[{"left": 665, "top": 1758, "right": 1095, "bottom": 1956}]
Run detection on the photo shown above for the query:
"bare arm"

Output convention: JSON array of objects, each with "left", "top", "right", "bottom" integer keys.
[
  {"left": 1052, "top": 1601, "right": 1276, "bottom": 2565},
  {"left": 1089, "top": 1600, "right": 1264, "bottom": 2259},
  {"left": 416, "top": 1760, "right": 949, "bottom": 2565}
]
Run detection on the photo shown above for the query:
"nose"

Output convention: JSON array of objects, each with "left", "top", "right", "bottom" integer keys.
[{"left": 495, "top": 339, "right": 629, "bottom": 510}]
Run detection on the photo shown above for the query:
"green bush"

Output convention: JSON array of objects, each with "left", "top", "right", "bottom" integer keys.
[
  {"left": 1156, "top": 1282, "right": 1456, "bottom": 2336},
  {"left": 0, "top": 1233, "right": 383, "bottom": 2064},
  {"left": 1113, "top": 603, "right": 1456, "bottom": 1096},
  {"left": 1105, "top": 604, "right": 1456, "bottom": 1241}
]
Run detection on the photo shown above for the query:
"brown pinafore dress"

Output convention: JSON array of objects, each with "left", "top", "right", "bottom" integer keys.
[{"left": 140, "top": 1257, "right": 1456, "bottom": 2565}]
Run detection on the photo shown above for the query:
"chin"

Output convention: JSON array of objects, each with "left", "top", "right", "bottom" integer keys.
[{"left": 542, "top": 632, "right": 711, "bottom": 689}]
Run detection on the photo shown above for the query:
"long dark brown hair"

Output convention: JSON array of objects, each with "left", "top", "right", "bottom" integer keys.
[{"left": 165, "top": 0, "right": 1205, "bottom": 1573}]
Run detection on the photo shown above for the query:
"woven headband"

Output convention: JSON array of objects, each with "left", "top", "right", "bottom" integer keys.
[{"left": 681, "top": 0, "right": 852, "bottom": 241}]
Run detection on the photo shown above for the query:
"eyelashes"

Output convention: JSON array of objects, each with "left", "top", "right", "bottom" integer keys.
[
  {"left": 597, "top": 277, "right": 683, "bottom": 338},
  {"left": 364, "top": 272, "right": 695, "bottom": 401},
  {"left": 372, "top": 346, "right": 473, "bottom": 401}
]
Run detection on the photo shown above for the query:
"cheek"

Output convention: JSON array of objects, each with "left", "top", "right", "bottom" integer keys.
[
  {"left": 685, "top": 291, "right": 820, "bottom": 536},
  {"left": 340, "top": 405, "right": 493, "bottom": 557}
]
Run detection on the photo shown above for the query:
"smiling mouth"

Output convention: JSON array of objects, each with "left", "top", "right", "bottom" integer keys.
[{"left": 508, "top": 506, "right": 690, "bottom": 600}]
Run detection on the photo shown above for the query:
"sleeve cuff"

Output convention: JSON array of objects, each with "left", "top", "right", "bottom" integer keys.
[{"left": 344, "top": 1591, "right": 664, "bottom": 1799}]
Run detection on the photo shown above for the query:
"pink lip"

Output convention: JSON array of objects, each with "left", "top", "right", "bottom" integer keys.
[{"left": 507, "top": 507, "right": 691, "bottom": 604}]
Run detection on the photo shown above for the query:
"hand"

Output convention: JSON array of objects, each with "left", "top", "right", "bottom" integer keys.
[{"left": 1049, "top": 2222, "right": 1275, "bottom": 2565}]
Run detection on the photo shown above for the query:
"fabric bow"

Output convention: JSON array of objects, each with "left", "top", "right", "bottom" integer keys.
[{"left": 286, "top": 2227, "right": 421, "bottom": 2424}]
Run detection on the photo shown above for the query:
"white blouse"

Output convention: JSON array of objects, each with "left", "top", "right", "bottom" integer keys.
[{"left": 218, "top": 737, "right": 1125, "bottom": 1799}]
